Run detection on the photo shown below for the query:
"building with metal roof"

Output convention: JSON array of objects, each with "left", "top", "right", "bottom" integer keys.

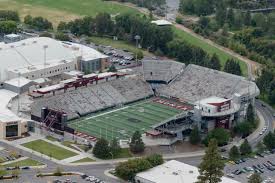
[
  {"left": 0, "top": 37, "right": 109, "bottom": 82},
  {"left": 135, "top": 160, "right": 240, "bottom": 183}
]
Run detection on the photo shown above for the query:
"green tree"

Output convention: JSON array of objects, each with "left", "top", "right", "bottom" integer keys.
[
  {"left": 243, "top": 11, "right": 251, "bottom": 26},
  {"left": 110, "top": 138, "right": 121, "bottom": 157},
  {"left": 256, "top": 69, "right": 273, "bottom": 92},
  {"left": 57, "top": 21, "right": 68, "bottom": 32},
  {"left": 204, "top": 128, "right": 230, "bottom": 146},
  {"left": 215, "top": 2, "right": 226, "bottom": 26},
  {"left": 256, "top": 142, "right": 265, "bottom": 153},
  {"left": 190, "top": 126, "right": 201, "bottom": 145},
  {"left": 93, "top": 138, "right": 110, "bottom": 159},
  {"left": 24, "top": 15, "right": 33, "bottom": 25},
  {"left": 248, "top": 173, "right": 262, "bottom": 183},
  {"left": 0, "top": 21, "right": 17, "bottom": 34},
  {"left": 229, "top": 145, "right": 240, "bottom": 160},
  {"left": 0, "top": 10, "right": 19, "bottom": 21},
  {"left": 137, "top": 50, "right": 144, "bottom": 60},
  {"left": 130, "top": 131, "right": 145, "bottom": 154},
  {"left": 234, "top": 121, "right": 253, "bottom": 137},
  {"left": 240, "top": 139, "right": 252, "bottom": 155},
  {"left": 175, "top": 16, "right": 183, "bottom": 24},
  {"left": 146, "top": 154, "right": 164, "bottom": 167},
  {"left": 224, "top": 59, "right": 242, "bottom": 76},
  {"left": 209, "top": 53, "right": 221, "bottom": 70},
  {"left": 115, "top": 158, "right": 152, "bottom": 181},
  {"left": 227, "top": 8, "right": 235, "bottom": 27},
  {"left": 246, "top": 103, "right": 255, "bottom": 124},
  {"left": 94, "top": 13, "right": 113, "bottom": 35},
  {"left": 197, "top": 139, "right": 225, "bottom": 183},
  {"left": 108, "top": 64, "right": 117, "bottom": 72},
  {"left": 263, "top": 132, "right": 275, "bottom": 150},
  {"left": 55, "top": 32, "right": 71, "bottom": 41}
]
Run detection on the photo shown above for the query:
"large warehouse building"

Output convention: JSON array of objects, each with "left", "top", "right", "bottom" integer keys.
[{"left": 0, "top": 37, "right": 109, "bottom": 82}]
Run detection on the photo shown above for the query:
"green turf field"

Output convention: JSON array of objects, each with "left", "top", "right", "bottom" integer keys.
[{"left": 68, "top": 100, "right": 182, "bottom": 141}]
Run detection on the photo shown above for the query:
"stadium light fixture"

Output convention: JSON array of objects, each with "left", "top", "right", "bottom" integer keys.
[{"left": 134, "top": 35, "right": 141, "bottom": 65}]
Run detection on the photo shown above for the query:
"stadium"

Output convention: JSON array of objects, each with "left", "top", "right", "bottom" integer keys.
[
  {"left": 0, "top": 37, "right": 259, "bottom": 146},
  {"left": 28, "top": 61, "right": 259, "bottom": 145}
]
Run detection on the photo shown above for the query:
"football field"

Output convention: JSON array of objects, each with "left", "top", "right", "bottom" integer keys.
[{"left": 68, "top": 100, "right": 182, "bottom": 141}]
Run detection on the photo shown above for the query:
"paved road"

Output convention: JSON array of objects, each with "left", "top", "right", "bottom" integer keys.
[{"left": 250, "top": 100, "right": 275, "bottom": 147}]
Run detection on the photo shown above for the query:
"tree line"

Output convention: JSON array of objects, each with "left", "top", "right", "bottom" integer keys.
[
  {"left": 57, "top": 12, "right": 242, "bottom": 73},
  {"left": 115, "top": 154, "right": 163, "bottom": 181},
  {"left": 0, "top": 10, "right": 19, "bottom": 35},
  {"left": 179, "top": 0, "right": 273, "bottom": 16},
  {"left": 256, "top": 69, "right": 275, "bottom": 106}
]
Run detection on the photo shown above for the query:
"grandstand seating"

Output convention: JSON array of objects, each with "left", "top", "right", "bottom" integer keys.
[
  {"left": 110, "top": 77, "right": 153, "bottom": 103},
  {"left": 158, "top": 64, "right": 257, "bottom": 103},
  {"left": 31, "top": 77, "right": 154, "bottom": 120},
  {"left": 142, "top": 60, "right": 185, "bottom": 83}
]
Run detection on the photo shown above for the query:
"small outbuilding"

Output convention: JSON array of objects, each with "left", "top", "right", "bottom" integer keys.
[{"left": 4, "top": 77, "right": 34, "bottom": 94}]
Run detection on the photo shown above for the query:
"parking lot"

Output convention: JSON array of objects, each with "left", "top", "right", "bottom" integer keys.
[
  {"left": 89, "top": 43, "right": 137, "bottom": 69},
  {"left": 224, "top": 151, "right": 275, "bottom": 183},
  {"left": 0, "top": 147, "right": 23, "bottom": 163}
]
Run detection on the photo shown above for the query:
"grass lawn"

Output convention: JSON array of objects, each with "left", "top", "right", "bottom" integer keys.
[
  {"left": 0, "top": 0, "right": 139, "bottom": 26},
  {"left": 173, "top": 27, "right": 248, "bottom": 76},
  {"left": 71, "top": 157, "right": 95, "bottom": 163},
  {"left": 4, "top": 158, "right": 44, "bottom": 167},
  {"left": 61, "top": 141, "right": 85, "bottom": 152},
  {"left": 113, "top": 148, "right": 132, "bottom": 159},
  {"left": 89, "top": 36, "right": 152, "bottom": 56},
  {"left": 22, "top": 140, "right": 78, "bottom": 160}
]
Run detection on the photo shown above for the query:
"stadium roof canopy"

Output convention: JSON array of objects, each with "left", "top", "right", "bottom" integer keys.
[
  {"left": 135, "top": 160, "right": 240, "bottom": 183},
  {"left": 0, "top": 37, "right": 108, "bottom": 82}
]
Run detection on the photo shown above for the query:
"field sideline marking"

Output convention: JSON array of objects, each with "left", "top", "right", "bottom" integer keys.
[{"left": 86, "top": 106, "right": 130, "bottom": 120}]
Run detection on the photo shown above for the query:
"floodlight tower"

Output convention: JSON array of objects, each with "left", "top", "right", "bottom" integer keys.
[
  {"left": 134, "top": 35, "right": 141, "bottom": 65},
  {"left": 43, "top": 45, "right": 48, "bottom": 80}
]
